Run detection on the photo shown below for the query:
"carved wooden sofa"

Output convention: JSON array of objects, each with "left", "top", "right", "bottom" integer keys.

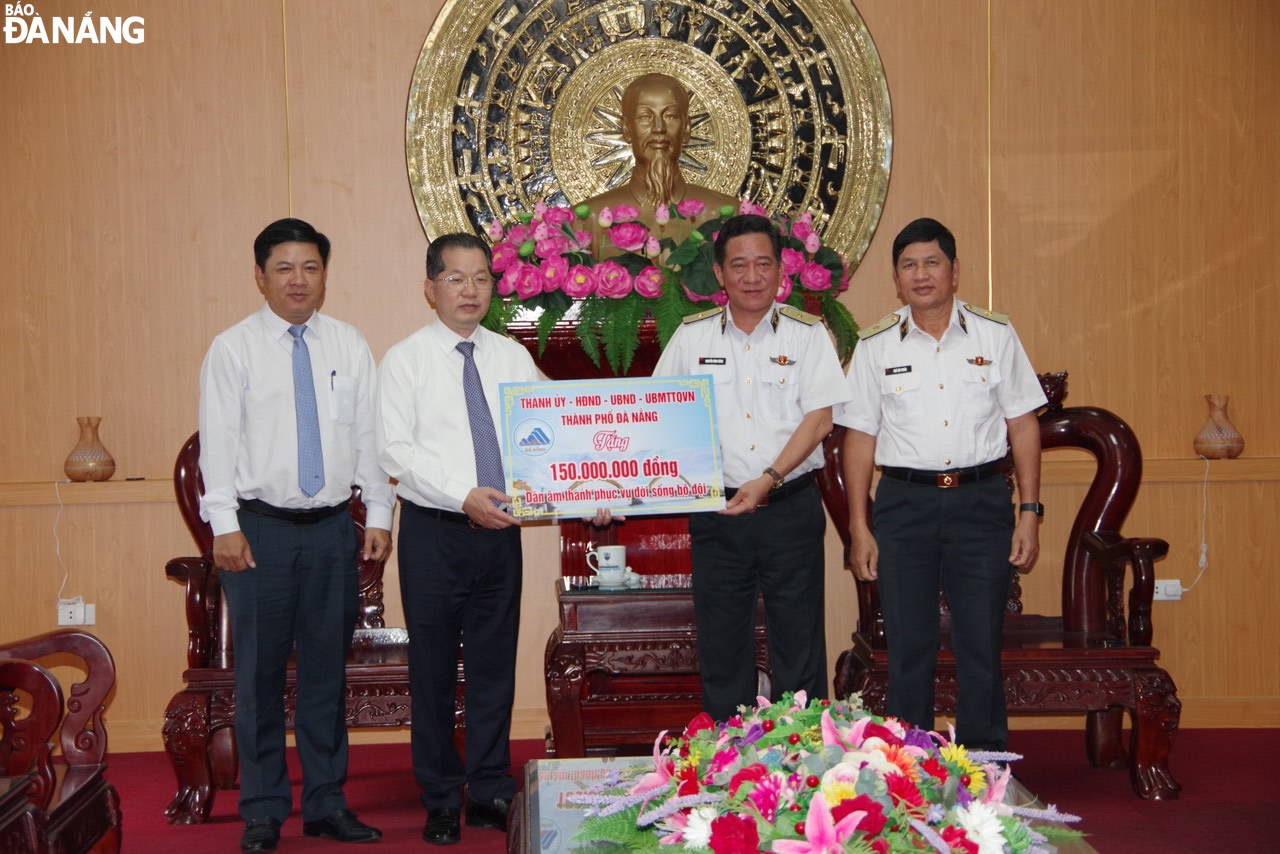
[
  {"left": 823, "top": 372, "right": 1181, "bottom": 799},
  {"left": 0, "top": 629, "right": 122, "bottom": 852},
  {"left": 161, "top": 432, "right": 463, "bottom": 824}
]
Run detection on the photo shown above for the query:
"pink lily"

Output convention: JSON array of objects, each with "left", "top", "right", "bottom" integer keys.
[
  {"left": 983, "top": 763, "right": 1012, "bottom": 805},
  {"left": 629, "top": 730, "right": 673, "bottom": 795},
  {"left": 771, "top": 793, "right": 865, "bottom": 854},
  {"left": 820, "top": 709, "right": 853, "bottom": 751}
]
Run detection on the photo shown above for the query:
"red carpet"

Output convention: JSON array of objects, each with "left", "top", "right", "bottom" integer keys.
[{"left": 111, "top": 730, "right": 1280, "bottom": 852}]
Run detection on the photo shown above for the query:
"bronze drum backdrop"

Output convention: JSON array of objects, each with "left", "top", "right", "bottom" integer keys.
[{"left": 406, "top": 0, "right": 892, "bottom": 272}]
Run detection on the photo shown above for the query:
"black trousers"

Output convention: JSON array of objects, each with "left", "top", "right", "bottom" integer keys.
[
  {"left": 397, "top": 501, "right": 522, "bottom": 810},
  {"left": 688, "top": 480, "right": 828, "bottom": 721},
  {"left": 873, "top": 474, "right": 1014, "bottom": 751},
  {"left": 220, "top": 507, "right": 358, "bottom": 823}
]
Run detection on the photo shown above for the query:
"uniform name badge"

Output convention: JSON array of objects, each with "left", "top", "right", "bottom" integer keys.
[{"left": 498, "top": 375, "right": 726, "bottom": 519}]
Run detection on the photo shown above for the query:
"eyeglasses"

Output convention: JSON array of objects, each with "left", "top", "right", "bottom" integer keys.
[{"left": 435, "top": 274, "right": 494, "bottom": 292}]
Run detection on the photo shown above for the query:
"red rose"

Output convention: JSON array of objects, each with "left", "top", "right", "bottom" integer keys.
[
  {"left": 862, "top": 722, "right": 903, "bottom": 746},
  {"left": 709, "top": 813, "right": 759, "bottom": 854},
  {"left": 830, "top": 794, "right": 886, "bottom": 836},
  {"left": 685, "top": 712, "right": 716, "bottom": 739},
  {"left": 869, "top": 840, "right": 889, "bottom": 854},
  {"left": 940, "top": 826, "right": 979, "bottom": 854},
  {"left": 728, "top": 764, "right": 769, "bottom": 796}
]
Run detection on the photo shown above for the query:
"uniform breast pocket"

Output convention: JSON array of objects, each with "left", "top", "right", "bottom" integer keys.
[
  {"left": 879, "top": 372, "right": 921, "bottom": 410},
  {"left": 760, "top": 369, "right": 801, "bottom": 420},
  {"left": 328, "top": 376, "right": 358, "bottom": 425},
  {"left": 960, "top": 364, "right": 1002, "bottom": 417}
]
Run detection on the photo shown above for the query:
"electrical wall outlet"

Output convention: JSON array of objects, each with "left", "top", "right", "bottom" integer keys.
[
  {"left": 1153, "top": 579, "right": 1183, "bottom": 601},
  {"left": 56, "top": 598, "right": 95, "bottom": 625}
]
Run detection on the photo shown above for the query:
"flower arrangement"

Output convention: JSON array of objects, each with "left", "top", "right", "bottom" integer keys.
[
  {"left": 481, "top": 199, "right": 858, "bottom": 375},
  {"left": 567, "top": 693, "right": 1082, "bottom": 853}
]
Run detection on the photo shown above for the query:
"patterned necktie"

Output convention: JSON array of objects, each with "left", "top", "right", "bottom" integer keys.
[
  {"left": 456, "top": 340, "right": 506, "bottom": 496},
  {"left": 288, "top": 324, "right": 325, "bottom": 497}
]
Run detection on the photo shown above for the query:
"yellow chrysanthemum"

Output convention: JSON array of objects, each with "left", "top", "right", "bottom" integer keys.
[
  {"left": 821, "top": 779, "right": 857, "bottom": 805},
  {"left": 939, "top": 743, "right": 987, "bottom": 795}
]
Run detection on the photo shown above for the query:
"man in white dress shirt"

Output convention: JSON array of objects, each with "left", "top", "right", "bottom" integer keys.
[
  {"left": 199, "top": 218, "right": 392, "bottom": 851},
  {"left": 652, "top": 214, "right": 850, "bottom": 720},
  {"left": 838, "top": 217, "right": 1046, "bottom": 752},
  {"left": 376, "top": 233, "right": 539, "bottom": 845}
]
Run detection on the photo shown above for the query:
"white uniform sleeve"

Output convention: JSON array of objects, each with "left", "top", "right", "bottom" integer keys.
[{"left": 834, "top": 338, "right": 882, "bottom": 436}]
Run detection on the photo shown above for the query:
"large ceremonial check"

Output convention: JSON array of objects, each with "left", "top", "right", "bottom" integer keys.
[{"left": 498, "top": 376, "right": 726, "bottom": 520}]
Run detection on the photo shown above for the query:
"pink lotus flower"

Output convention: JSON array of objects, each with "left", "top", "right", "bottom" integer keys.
[
  {"left": 804, "top": 232, "right": 821, "bottom": 254},
  {"left": 610, "top": 222, "right": 649, "bottom": 253},
  {"left": 739, "top": 197, "right": 768, "bottom": 216},
  {"left": 487, "top": 219, "right": 504, "bottom": 240},
  {"left": 612, "top": 203, "right": 640, "bottom": 221},
  {"left": 677, "top": 199, "right": 706, "bottom": 218},
  {"left": 597, "top": 207, "right": 614, "bottom": 228},
  {"left": 542, "top": 206, "right": 575, "bottom": 228},
  {"left": 532, "top": 221, "right": 551, "bottom": 242},
  {"left": 635, "top": 265, "right": 664, "bottom": 298},
  {"left": 572, "top": 229, "right": 593, "bottom": 249},
  {"left": 645, "top": 235, "right": 661, "bottom": 257},
  {"left": 507, "top": 224, "right": 530, "bottom": 245},
  {"left": 776, "top": 275, "right": 794, "bottom": 303},
  {"left": 781, "top": 247, "right": 805, "bottom": 277},
  {"left": 800, "top": 260, "right": 834, "bottom": 291},
  {"left": 496, "top": 270, "right": 516, "bottom": 296},
  {"left": 770, "top": 793, "right": 865, "bottom": 854},
  {"left": 535, "top": 235, "right": 569, "bottom": 259},
  {"left": 541, "top": 256, "right": 568, "bottom": 292},
  {"left": 594, "top": 260, "right": 633, "bottom": 299},
  {"left": 654, "top": 203, "right": 671, "bottom": 224},
  {"left": 511, "top": 262, "right": 543, "bottom": 300},
  {"left": 562, "top": 264, "right": 596, "bottom": 298},
  {"left": 490, "top": 242, "right": 519, "bottom": 273},
  {"left": 790, "top": 217, "right": 815, "bottom": 244}
]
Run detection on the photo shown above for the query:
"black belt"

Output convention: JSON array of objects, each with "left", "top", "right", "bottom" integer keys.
[
  {"left": 725, "top": 470, "right": 817, "bottom": 502},
  {"left": 880, "top": 460, "right": 1005, "bottom": 489},
  {"left": 238, "top": 497, "right": 349, "bottom": 523},
  {"left": 400, "top": 499, "right": 473, "bottom": 527}
]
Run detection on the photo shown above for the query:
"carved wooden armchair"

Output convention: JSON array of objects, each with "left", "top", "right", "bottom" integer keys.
[
  {"left": 0, "top": 629, "right": 122, "bottom": 852},
  {"left": 161, "top": 432, "right": 461, "bottom": 824},
  {"left": 821, "top": 372, "right": 1181, "bottom": 799}
]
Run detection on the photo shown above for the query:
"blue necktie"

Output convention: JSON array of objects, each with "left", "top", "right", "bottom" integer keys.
[
  {"left": 289, "top": 324, "right": 325, "bottom": 497},
  {"left": 456, "top": 340, "right": 505, "bottom": 497}
]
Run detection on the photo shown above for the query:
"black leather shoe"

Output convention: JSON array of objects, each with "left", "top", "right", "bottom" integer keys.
[
  {"left": 465, "top": 797, "right": 511, "bottom": 830},
  {"left": 423, "top": 808, "right": 462, "bottom": 845},
  {"left": 241, "top": 817, "right": 281, "bottom": 852},
  {"left": 302, "top": 808, "right": 382, "bottom": 843}
]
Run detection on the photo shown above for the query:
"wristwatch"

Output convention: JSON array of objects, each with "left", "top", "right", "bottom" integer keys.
[
  {"left": 1019, "top": 502, "right": 1045, "bottom": 517},
  {"left": 763, "top": 466, "right": 785, "bottom": 490}
]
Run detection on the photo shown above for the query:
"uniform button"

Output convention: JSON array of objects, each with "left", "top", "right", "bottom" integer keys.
[
  {"left": 981, "top": 376, "right": 987, "bottom": 382},
  {"left": 745, "top": 344, "right": 752, "bottom": 351},
  {"left": 938, "top": 383, "right": 944, "bottom": 389},
  {"left": 943, "top": 419, "right": 949, "bottom": 426},
  {"left": 945, "top": 459, "right": 952, "bottom": 465},
  {"left": 779, "top": 378, "right": 785, "bottom": 384},
  {"left": 746, "top": 412, "right": 752, "bottom": 419},
  {"left": 895, "top": 385, "right": 902, "bottom": 392},
  {"left": 935, "top": 346, "right": 940, "bottom": 353},
  {"left": 750, "top": 444, "right": 756, "bottom": 451},
  {"left": 746, "top": 378, "right": 752, "bottom": 384}
]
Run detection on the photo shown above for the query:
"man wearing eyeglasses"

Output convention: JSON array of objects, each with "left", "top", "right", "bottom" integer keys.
[{"left": 375, "top": 232, "right": 538, "bottom": 845}]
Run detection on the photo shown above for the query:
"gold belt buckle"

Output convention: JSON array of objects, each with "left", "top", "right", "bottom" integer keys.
[{"left": 936, "top": 472, "right": 958, "bottom": 488}]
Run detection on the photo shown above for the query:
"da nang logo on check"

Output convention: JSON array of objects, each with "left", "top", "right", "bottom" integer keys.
[{"left": 515, "top": 419, "right": 554, "bottom": 456}]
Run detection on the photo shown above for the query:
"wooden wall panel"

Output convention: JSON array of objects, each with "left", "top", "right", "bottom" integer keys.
[{"left": 1, "top": 1, "right": 1277, "bottom": 753}]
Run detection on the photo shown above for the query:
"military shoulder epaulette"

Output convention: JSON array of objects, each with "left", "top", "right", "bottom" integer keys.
[
  {"left": 857, "top": 312, "right": 900, "bottom": 339},
  {"left": 778, "top": 305, "right": 820, "bottom": 326},
  {"left": 682, "top": 306, "right": 725, "bottom": 324},
  {"left": 962, "top": 303, "right": 1009, "bottom": 324}
]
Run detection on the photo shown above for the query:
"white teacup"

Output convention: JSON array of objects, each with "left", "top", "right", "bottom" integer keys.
[{"left": 587, "top": 545, "right": 627, "bottom": 586}]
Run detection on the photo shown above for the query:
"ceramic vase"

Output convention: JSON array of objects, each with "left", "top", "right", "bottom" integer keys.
[
  {"left": 64, "top": 416, "right": 116, "bottom": 481},
  {"left": 1192, "top": 394, "right": 1244, "bottom": 459}
]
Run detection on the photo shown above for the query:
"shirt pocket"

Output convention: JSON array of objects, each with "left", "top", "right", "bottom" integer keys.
[
  {"left": 960, "top": 363, "right": 1002, "bottom": 418},
  {"left": 329, "top": 375, "right": 358, "bottom": 425},
  {"left": 879, "top": 371, "right": 921, "bottom": 404},
  {"left": 760, "top": 367, "right": 802, "bottom": 421}
]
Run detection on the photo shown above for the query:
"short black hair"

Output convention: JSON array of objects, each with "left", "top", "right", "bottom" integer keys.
[
  {"left": 892, "top": 218, "right": 956, "bottom": 266},
  {"left": 426, "top": 232, "right": 491, "bottom": 279},
  {"left": 713, "top": 214, "right": 781, "bottom": 266},
  {"left": 253, "top": 218, "right": 330, "bottom": 269}
]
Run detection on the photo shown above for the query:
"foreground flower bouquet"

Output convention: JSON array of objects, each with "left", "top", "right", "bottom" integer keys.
[
  {"left": 482, "top": 200, "right": 858, "bottom": 375},
  {"left": 567, "top": 692, "right": 1082, "bottom": 853}
]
